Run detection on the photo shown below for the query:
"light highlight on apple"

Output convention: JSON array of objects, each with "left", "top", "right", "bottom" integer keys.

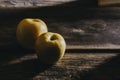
[{"left": 16, "top": 18, "right": 48, "bottom": 49}]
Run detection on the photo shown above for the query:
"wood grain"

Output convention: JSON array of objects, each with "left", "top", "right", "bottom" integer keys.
[
  {"left": 0, "top": 0, "right": 97, "bottom": 8},
  {"left": 0, "top": 2, "right": 120, "bottom": 80},
  {"left": 0, "top": 52, "right": 117, "bottom": 80},
  {"left": 98, "top": 0, "right": 120, "bottom": 6},
  {"left": 0, "top": 7, "right": 120, "bottom": 49}
]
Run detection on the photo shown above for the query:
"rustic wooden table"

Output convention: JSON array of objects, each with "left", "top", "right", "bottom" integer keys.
[{"left": 0, "top": 1, "right": 120, "bottom": 80}]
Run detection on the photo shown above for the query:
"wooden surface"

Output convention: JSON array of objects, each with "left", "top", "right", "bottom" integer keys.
[
  {"left": 0, "top": 0, "right": 74, "bottom": 8},
  {"left": 0, "top": 0, "right": 97, "bottom": 8},
  {"left": 98, "top": 0, "right": 120, "bottom": 6},
  {"left": 0, "top": 52, "right": 118, "bottom": 80},
  {"left": 0, "top": 1, "right": 120, "bottom": 80}
]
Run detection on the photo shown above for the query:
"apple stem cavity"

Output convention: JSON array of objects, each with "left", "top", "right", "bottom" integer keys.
[{"left": 50, "top": 36, "right": 56, "bottom": 40}]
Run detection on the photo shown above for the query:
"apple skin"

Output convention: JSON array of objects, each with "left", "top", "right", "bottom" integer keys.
[
  {"left": 35, "top": 32, "right": 66, "bottom": 64},
  {"left": 16, "top": 18, "right": 48, "bottom": 49}
]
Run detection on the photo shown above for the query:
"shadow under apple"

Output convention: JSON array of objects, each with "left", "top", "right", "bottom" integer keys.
[{"left": 0, "top": 58, "right": 52, "bottom": 80}]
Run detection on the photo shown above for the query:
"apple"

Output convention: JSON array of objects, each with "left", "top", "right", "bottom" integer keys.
[
  {"left": 35, "top": 32, "right": 66, "bottom": 64},
  {"left": 16, "top": 18, "right": 48, "bottom": 49}
]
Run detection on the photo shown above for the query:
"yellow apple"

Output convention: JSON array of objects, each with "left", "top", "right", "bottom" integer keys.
[
  {"left": 16, "top": 18, "right": 48, "bottom": 49},
  {"left": 35, "top": 32, "right": 66, "bottom": 64}
]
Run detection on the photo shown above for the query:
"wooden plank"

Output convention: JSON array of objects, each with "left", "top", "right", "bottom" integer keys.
[
  {"left": 0, "top": 7, "right": 120, "bottom": 49},
  {"left": 0, "top": 52, "right": 117, "bottom": 80},
  {"left": 98, "top": 0, "right": 120, "bottom": 6},
  {"left": 0, "top": 1, "right": 120, "bottom": 80},
  {"left": 0, "top": 0, "right": 74, "bottom": 8}
]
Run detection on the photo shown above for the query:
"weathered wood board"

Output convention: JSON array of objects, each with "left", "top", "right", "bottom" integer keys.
[
  {"left": 0, "top": 52, "right": 118, "bottom": 80},
  {"left": 99, "top": 0, "right": 120, "bottom": 6},
  {"left": 0, "top": 0, "right": 120, "bottom": 80},
  {"left": 0, "top": 0, "right": 97, "bottom": 8},
  {"left": 0, "top": 7, "right": 120, "bottom": 49}
]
